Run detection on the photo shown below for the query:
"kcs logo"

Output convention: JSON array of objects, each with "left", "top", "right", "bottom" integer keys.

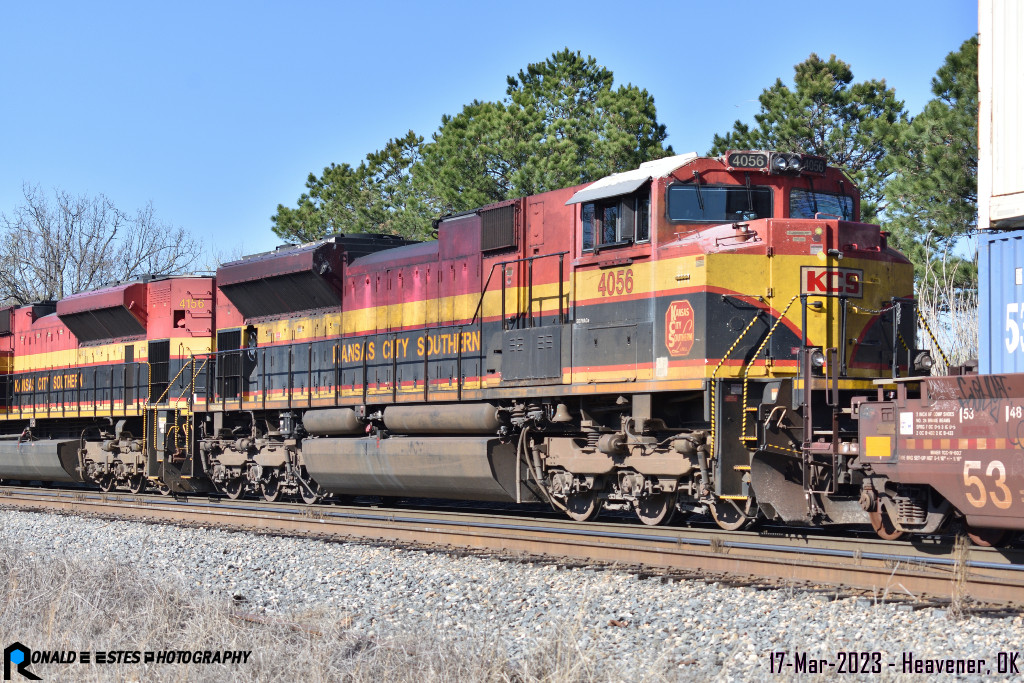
[{"left": 800, "top": 266, "right": 863, "bottom": 298}]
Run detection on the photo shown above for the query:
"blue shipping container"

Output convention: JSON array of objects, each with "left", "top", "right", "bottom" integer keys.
[{"left": 979, "top": 228, "right": 1024, "bottom": 373}]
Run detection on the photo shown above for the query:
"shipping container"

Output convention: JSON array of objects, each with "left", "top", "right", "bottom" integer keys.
[
  {"left": 979, "top": 0, "right": 1024, "bottom": 229},
  {"left": 979, "top": 228, "right": 1024, "bottom": 372}
]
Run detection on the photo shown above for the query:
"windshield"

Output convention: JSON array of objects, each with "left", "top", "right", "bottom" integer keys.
[
  {"left": 790, "top": 189, "right": 854, "bottom": 220},
  {"left": 667, "top": 185, "right": 773, "bottom": 223}
]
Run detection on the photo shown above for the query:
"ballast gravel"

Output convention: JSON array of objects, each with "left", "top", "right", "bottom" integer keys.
[{"left": 2, "top": 507, "right": 1023, "bottom": 681}]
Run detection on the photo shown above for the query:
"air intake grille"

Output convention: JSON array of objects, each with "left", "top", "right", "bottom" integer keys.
[{"left": 480, "top": 204, "right": 517, "bottom": 251}]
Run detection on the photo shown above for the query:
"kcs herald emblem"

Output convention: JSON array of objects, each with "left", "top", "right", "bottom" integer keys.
[{"left": 665, "top": 300, "right": 695, "bottom": 356}]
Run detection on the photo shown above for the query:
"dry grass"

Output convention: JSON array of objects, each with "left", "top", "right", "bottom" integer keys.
[
  {"left": 949, "top": 533, "right": 970, "bottom": 621},
  {"left": 0, "top": 544, "right": 673, "bottom": 682}
]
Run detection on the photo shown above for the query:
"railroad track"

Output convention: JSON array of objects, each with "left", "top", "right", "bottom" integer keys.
[{"left": 1, "top": 486, "right": 1023, "bottom": 608}]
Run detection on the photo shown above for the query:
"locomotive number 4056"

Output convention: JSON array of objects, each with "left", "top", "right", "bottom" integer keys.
[{"left": 597, "top": 268, "right": 634, "bottom": 297}]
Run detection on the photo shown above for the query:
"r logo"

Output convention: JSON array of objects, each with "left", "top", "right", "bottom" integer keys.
[
  {"left": 3, "top": 643, "right": 40, "bottom": 680},
  {"left": 665, "top": 300, "right": 695, "bottom": 357}
]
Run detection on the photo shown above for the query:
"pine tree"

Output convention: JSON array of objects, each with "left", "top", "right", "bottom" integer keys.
[
  {"left": 883, "top": 37, "right": 978, "bottom": 289},
  {"left": 710, "top": 54, "right": 907, "bottom": 222},
  {"left": 272, "top": 49, "right": 674, "bottom": 241}
]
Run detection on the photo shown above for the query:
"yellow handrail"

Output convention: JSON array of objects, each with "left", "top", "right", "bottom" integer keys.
[{"left": 739, "top": 295, "right": 798, "bottom": 445}]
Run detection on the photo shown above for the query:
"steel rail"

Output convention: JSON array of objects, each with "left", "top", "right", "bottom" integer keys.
[{"left": 1, "top": 487, "right": 1022, "bottom": 605}]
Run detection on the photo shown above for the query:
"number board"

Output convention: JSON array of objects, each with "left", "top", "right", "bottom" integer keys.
[
  {"left": 726, "top": 152, "right": 768, "bottom": 170},
  {"left": 801, "top": 155, "right": 827, "bottom": 175}
]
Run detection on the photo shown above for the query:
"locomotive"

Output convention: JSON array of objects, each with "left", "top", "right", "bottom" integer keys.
[{"left": 0, "top": 150, "right": 929, "bottom": 531}]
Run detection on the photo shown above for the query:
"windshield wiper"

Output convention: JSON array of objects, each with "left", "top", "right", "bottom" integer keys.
[
  {"left": 838, "top": 180, "right": 849, "bottom": 219},
  {"left": 692, "top": 171, "right": 705, "bottom": 213},
  {"left": 744, "top": 172, "right": 754, "bottom": 214}
]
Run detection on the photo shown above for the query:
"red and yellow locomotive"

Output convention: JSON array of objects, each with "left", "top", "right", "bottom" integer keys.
[{"left": 0, "top": 151, "right": 924, "bottom": 530}]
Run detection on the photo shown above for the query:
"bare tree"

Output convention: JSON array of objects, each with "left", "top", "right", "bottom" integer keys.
[
  {"left": 915, "top": 232, "right": 978, "bottom": 374},
  {"left": 0, "top": 185, "right": 201, "bottom": 306}
]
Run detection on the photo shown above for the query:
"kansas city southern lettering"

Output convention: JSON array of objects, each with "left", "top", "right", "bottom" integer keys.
[
  {"left": 334, "top": 331, "right": 481, "bottom": 364},
  {"left": 13, "top": 372, "right": 84, "bottom": 393}
]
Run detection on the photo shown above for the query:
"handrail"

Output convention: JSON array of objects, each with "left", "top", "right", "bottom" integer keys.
[
  {"left": 707, "top": 310, "right": 762, "bottom": 457},
  {"left": 471, "top": 251, "right": 569, "bottom": 329},
  {"left": 739, "top": 295, "right": 798, "bottom": 446}
]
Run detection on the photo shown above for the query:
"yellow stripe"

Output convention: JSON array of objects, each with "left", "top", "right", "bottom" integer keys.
[{"left": 13, "top": 338, "right": 211, "bottom": 372}]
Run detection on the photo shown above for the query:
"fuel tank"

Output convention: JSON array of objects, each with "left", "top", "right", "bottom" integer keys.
[
  {"left": 301, "top": 435, "right": 538, "bottom": 502},
  {"left": 0, "top": 439, "right": 83, "bottom": 482}
]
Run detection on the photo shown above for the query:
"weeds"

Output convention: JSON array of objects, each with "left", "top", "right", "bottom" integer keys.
[
  {"left": 0, "top": 544, "right": 666, "bottom": 682},
  {"left": 949, "top": 533, "right": 970, "bottom": 621}
]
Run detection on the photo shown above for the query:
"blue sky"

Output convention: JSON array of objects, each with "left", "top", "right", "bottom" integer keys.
[{"left": 0, "top": 1, "right": 977, "bottom": 259}]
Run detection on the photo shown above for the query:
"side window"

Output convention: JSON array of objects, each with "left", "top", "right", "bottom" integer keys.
[
  {"left": 582, "top": 189, "right": 651, "bottom": 252},
  {"left": 582, "top": 204, "right": 595, "bottom": 251},
  {"left": 637, "top": 195, "right": 650, "bottom": 242}
]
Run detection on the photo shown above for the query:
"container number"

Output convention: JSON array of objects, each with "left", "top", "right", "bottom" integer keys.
[
  {"left": 1005, "top": 303, "right": 1024, "bottom": 353},
  {"left": 963, "top": 460, "right": 1012, "bottom": 509}
]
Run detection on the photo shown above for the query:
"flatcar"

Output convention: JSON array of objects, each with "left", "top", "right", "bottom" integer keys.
[
  {"left": 0, "top": 150, "right": 929, "bottom": 530},
  {"left": 852, "top": 230, "right": 1024, "bottom": 546}
]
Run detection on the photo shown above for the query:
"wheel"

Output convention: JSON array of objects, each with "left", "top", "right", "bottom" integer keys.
[
  {"left": 299, "top": 483, "right": 321, "bottom": 505},
  {"left": 634, "top": 493, "right": 676, "bottom": 526},
  {"left": 98, "top": 475, "right": 115, "bottom": 493},
  {"left": 869, "top": 506, "right": 905, "bottom": 541},
  {"left": 261, "top": 477, "right": 282, "bottom": 503},
  {"left": 563, "top": 491, "right": 601, "bottom": 522},
  {"left": 966, "top": 526, "right": 1007, "bottom": 547},
  {"left": 709, "top": 498, "right": 755, "bottom": 531},
  {"left": 223, "top": 478, "right": 245, "bottom": 500},
  {"left": 127, "top": 475, "right": 146, "bottom": 494}
]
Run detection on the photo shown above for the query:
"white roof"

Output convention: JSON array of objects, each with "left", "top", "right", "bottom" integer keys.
[{"left": 565, "top": 153, "right": 698, "bottom": 205}]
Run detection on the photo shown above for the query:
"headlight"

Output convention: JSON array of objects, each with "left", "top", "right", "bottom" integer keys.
[
  {"left": 772, "top": 155, "right": 788, "bottom": 172},
  {"left": 787, "top": 156, "right": 802, "bottom": 171},
  {"left": 809, "top": 348, "right": 826, "bottom": 369},
  {"left": 914, "top": 351, "right": 934, "bottom": 373}
]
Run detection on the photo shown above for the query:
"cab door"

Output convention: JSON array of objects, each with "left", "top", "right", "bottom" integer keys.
[{"left": 570, "top": 190, "right": 652, "bottom": 384}]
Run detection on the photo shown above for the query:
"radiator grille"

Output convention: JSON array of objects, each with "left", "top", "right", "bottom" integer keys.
[{"left": 480, "top": 204, "right": 517, "bottom": 251}]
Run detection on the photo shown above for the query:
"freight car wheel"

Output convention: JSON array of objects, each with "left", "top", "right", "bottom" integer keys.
[
  {"left": 564, "top": 492, "right": 601, "bottom": 522},
  {"left": 634, "top": 494, "right": 676, "bottom": 526},
  {"left": 966, "top": 526, "right": 1007, "bottom": 547},
  {"left": 709, "top": 498, "right": 756, "bottom": 531},
  {"left": 127, "top": 475, "right": 146, "bottom": 494},
  {"left": 223, "top": 478, "right": 245, "bottom": 500},
  {"left": 869, "top": 508, "right": 905, "bottom": 541},
  {"left": 98, "top": 476, "right": 115, "bottom": 493}
]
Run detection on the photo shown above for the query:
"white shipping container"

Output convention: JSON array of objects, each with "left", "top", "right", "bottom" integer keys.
[{"left": 979, "top": 0, "right": 1024, "bottom": 229}]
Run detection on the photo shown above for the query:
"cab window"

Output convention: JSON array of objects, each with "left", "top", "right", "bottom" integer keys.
[
  {"left": 667, "top": 184, "right": 772, "bottom": 223},
  {"left": 582, "top": 192, "right": 650, "bottom": 251},
  {"left": 789, "top": 189, "right": 854, "bottom": 220}
]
